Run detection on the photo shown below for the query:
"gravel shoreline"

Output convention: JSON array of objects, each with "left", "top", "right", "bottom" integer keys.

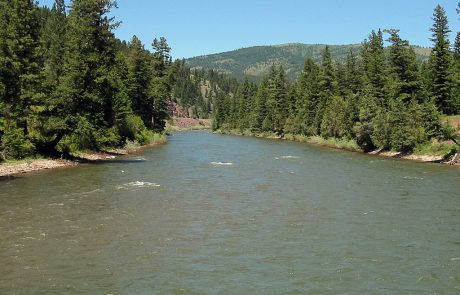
[{"left": 0, "top": 159, "right": 77, "bottom": 177}]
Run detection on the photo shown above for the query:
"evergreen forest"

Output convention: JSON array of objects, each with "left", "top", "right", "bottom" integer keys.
[
  {"left": 1, "top": 0, "right": 460, "bottom": 161},
  {"left": 213, "top": 4, "right": 460, "bottom": 154},
  {"left": 0, "top": 0, "right": 178, "bottom": 159}
]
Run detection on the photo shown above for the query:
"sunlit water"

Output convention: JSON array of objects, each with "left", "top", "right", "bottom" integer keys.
[{"left": 1, "top": 131, "right": 459, "bottom": 294}]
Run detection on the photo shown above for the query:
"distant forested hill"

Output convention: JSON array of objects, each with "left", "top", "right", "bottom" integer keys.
[{"left": 185, "top": 43, "right": 431, "bottom": 80}]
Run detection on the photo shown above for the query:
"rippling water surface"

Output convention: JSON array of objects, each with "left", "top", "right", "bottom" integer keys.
[{"left": 1, "top": 131, "right": 460, "bottom": 294}]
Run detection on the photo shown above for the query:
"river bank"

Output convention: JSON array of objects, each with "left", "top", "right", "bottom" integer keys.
[
  {"left": 0, "top": 135, "right": 167, "bottom": 178},
  {"left": 0, "top": 117, "right": 212, "bottom": 178},
  {"left": 215, "top": 129, "right": 460, "bottom": 166}
]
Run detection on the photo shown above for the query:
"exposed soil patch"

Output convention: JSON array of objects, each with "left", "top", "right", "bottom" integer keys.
[{"left": 171, "top": 117, "right": 211, "bottom": 129}]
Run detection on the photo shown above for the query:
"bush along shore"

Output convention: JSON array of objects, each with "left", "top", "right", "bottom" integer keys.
[{"left": 215, "top": 129, "right": 460, "bottom": 166}]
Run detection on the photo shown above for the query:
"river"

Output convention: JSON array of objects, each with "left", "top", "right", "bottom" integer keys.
[{"left": 0, "top": 131, "right": 459, "bottom": 294}]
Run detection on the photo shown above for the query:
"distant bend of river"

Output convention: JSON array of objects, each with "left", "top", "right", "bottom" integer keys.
[{"left": 1, "top": 131, "right": 459, "bottom": 294}]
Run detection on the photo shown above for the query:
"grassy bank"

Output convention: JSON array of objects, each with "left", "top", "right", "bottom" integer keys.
[
  {"left": 215, "top": 129, "right": 362, "bottom": 152},
  {"left": 216, "top": 129, "right": 459, "bottom": 165},
  {"left": 0, "top": 132, "right": 167, "bottom": 177}
]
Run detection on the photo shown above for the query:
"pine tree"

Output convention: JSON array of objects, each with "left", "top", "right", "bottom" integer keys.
[
  {"left": 452, "top": 28, "right": 460, "bottom": 113},
  {"left": 58, "top": 0, "right": 126, "bottom": 149},
  {"left": 237, "top": 78, "right": 252, "bottom": 129},
  {"left": 126, "top": 35, "right": 152, "bottom": 128},
  {"left": 29, "top": 0, "right": 70, "bottom": 154},
  {"left": 296, "top": 58, "right": 320, "bottom": 135},
  {"left": 150, "top": 37, "right": 172, "bottom": 131},
  {"left": 265, "top": 66, "right": 288, "bottom": 135},
  {"left": 283, "top": 85, "right": 300, "bottom": 134},
  {"left": 0, "top": 0, "right": 42, "bottom": 158},
  {"left": 342, "top": 51, "right": 362, "bottom": 135},
  {"left": 353, "top": 94, "right": 378, "bottom": 151},
  {"left": 41, "top": 0, "right": 66, "bottom": 89},
  {"left": 385, "top": 29, "right": 422, "bottom": 102},
  {"left": 320, "top": 96, "right": 348, "bottom": 139},
  {"left": 429, "top": 5, "right": 454, "bottom": 114},
  {"left": 362, "top": 30, "right": 387, "bottom": 104},
  {"left": 345, "top": 49, "right": 363, "bottom": 95},
  {"left": 250, "top": 76, "right": 269, "bottom": 132},
  {"left": 315, "top": 46, "right": 337, "bottom": 133}
]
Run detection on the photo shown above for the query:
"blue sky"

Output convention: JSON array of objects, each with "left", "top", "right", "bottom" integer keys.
[{"left": 39, "top": 0, "right": 460, "bottom": 59}]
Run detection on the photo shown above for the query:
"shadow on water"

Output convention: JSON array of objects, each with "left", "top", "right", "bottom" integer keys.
[
  {"left": 64, "top": 151, "right": 149, "bottom": 165},
  {"left": 0, "top": 175, "right": 18, "bottom": 182}
]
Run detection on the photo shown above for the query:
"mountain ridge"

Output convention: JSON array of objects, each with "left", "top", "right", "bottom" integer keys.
[{"left": 185, "top": 43, "right": 431, "bottom": 81}]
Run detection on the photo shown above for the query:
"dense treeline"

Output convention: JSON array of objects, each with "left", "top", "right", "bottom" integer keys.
[
  {"left": 0, "top": 0, "right": 174, "bottom": 160},
  {"left": 2, "top": 1, "right": 459, "bottom": 160},
  {"left": 214, "top": 4, "right": 460, "bottom": 153}
]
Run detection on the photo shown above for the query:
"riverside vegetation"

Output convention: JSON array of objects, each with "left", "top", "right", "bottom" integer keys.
[
  {"left": 1, "top": 0, "right": 460, "bottom": 167},
  {"left": 213, "top": 4, "right": 460, "bottom": 162},
  {"left": 0, "top": 0, "right": 182, "bottom": 162},
  {"left": 0, "top": 0, "right": 237, "bottom": 165}
]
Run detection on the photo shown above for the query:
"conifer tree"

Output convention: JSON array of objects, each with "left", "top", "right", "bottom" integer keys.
[
  {"left": 237, "top": 78, "right": 252, "bottom": 129},
  {"left": 126, "top": 35, "right": 152, "bottom": 128},
  {"left": 320, "top": 96, "right": 348, "bottom": 139},
  {"left": 429, "top": 5, "right": 454, "bottom": 114},
  {"left": 343, "top": 51, "right": 362, "bottom": 134},
  {"left": 452, "top": 5, "right": 460, "bottom": 113},
  {"left": 265, "top": 66, "right": 288, "bottom": 134},
  {"left": 345, "top": 50, "right": 363, "bottom": 95},
  {"left": 362, "top": 30, "right": 387, "bottom": 104},
  {"left": 353, "top": 94, "right": 378, "bottom": 151},
  {"left": 41, "top": 0, "right": 66, "bottom": 89},
  {"left": 250, "top": 77, "right": 269, "bottom": 132},
  {"left": 315, "top": 46, "right": 337, "bottom": 134},
  {"left": 385, "top": 29, "right": 423, "bottom": 105},
  {"left": 0, "top": 0, "right": 42, "bottom": 158},
  {"left": 58, "top": 0, "right": 127, "bottom": 149},
  {"left": 451, "top": 34, "right": 460, "bottom": 114},
  {"left": 150, "top": 37, "right": 172, "bottom": 131},
  {"left": 29, "top": 0, "right": 70, "bottom": 154},
  {"left": 296, "top": 58, "right": 320, "bottom": 135}
]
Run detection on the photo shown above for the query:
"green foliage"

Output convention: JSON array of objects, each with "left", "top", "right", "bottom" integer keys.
[
  {"left": 362, "top": 30, "right": 388, "bottom": 103},
  {"left": 262, "top": 115, "right": 273, "bottom": 132},
  {"left": 385, "top": 29, "right": 422, "bottom": 100},
  {"left": 118, "top": 114, "right": 146, "bottom": 141},
  {"left": 387, "top": 99, "right": 428, "bottom": 152},
  {"left": 0, "top": 1, "right": 458, "bottom": 161},
  {"left": 320, "top": 96, "right": 349, "bottom": 139},
  {"left": 352, "top": 94, "right": 377, "bottom": 151},
  {"left": 429, "top": 5, "right": 455, "bottom": 114},
  {"left": 214, "top": 4, "right": 459, "bottom": 157},
  {"left": 0, "top": 0, "right": 177, "bottom": 159},
  {"left": 414, "top": 140, "right": 457, "bottom": 156},
  {"left": 215, "top": 28, "right": 455, "bottom": 154},
  {"left": 1, "top": 127, "right": 35, "bottom": 159}
]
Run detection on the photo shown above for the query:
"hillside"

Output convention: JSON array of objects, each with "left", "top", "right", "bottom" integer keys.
[{"left": 185, "top": 43, "right": 431, "bottom": 81}]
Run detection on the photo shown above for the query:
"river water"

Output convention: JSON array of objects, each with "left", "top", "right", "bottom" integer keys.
[{"left": 0, "top": 131, "right": 459, "bottom": 294}]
